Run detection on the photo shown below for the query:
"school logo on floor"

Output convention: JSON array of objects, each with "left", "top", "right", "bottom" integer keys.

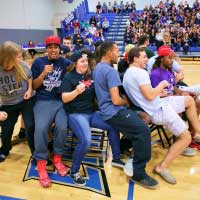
[
  {"left": 23, "top": 129, "right": 111, "bottom": 197},
  {"left": 23, "top": 155, "right": 110, "bottom": 197}
]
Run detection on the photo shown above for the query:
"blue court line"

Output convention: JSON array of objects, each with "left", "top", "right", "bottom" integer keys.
[
  {"left": 0, "top": 196, "right": 24, "bottom": 200},
  {"left": 127, "top": 179, "right": 134, "bottom": 200}
]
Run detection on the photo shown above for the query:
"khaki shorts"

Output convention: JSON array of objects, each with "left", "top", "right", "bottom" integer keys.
[{"left": 151, "top": 96, "right": 187, "bottom": 136}]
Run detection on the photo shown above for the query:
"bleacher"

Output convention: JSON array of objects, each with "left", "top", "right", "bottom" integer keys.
[
  {"left": 60, "top": 1, "right": 200, "bottom": 59},
  {"left": 83, "top": 12, "right": 116, "bottom": 28},
  {"left": 148, "top": 46, "right": 200, "bottom": 60}
]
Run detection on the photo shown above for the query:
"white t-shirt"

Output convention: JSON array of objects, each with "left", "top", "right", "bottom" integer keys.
[{"left": 123, "top": 66, "right": 162, "bottom": 116}]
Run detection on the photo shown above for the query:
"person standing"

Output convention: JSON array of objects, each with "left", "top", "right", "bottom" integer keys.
[{"left": 0, "top": 41, "right": 35, "bottom": 162}]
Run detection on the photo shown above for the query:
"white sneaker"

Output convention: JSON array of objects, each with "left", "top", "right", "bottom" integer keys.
[
  {"left": 123, "top": 158, "right": 133, "bottom": 177},
  {"left": 182, "top": 147, "right": 196, "bottom": 157}
]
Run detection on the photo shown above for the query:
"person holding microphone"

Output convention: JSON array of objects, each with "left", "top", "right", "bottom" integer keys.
[{"left": 31, "top": 35, "right": 71, "bottom": 188}]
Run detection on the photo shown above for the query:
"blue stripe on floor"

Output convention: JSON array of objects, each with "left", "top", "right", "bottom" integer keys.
[
  {"left": 127, "top": 179, "right": 134, "bottom": 200},
  {"left": 0, "top": 196, "right": 24, "bottom": 200}
]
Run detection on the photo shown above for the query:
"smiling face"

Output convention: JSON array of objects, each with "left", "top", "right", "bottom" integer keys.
[
  {"left": 135, "top": 50, "right": 148, "bottom": 69},
  {"left": 46, "top": 44, "right": 60, "bottom": 60},
  {"left": 75, "top": 55, "right": 88, "bottom": 74}
]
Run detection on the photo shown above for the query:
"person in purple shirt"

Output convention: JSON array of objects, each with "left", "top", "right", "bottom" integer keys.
[
  {"left": 150, "top": 45, "right": 200, "bottom": 150},
  {"left": 150, "top": 46, "right": 186, "bottom": 96}
]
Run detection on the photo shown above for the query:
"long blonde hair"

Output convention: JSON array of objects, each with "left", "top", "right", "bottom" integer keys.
[{"left": 0, "top": 41, "right": 28, "bottom": 82}]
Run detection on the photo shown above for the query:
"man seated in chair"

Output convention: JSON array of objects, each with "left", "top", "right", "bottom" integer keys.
[
  {"left": 150, "top": 46, "right": 200, "bottom": 144},
  {"left": 31, "top": 35, "right": 71, "bottom": 188},
  {"left": 123, "top": 47, "right": 196, "bottom": 185},
  {"left": 93, "top": 41, "right": 159, "bottom": 189}
]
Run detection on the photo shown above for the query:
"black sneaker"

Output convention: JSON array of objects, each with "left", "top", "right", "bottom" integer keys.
[
  {"left": 70, "top": 172, "right": 86, "bottom": 186},
  {"left": 131, "top": 174, "right": 159, "bottom": 189},
  {"left": 111, "top": 159, "right": 125, "bottom": 168}
]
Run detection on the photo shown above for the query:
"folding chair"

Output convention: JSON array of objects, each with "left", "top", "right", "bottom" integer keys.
[
  {"left": 65, "top": 127, "right": 109, "bottom": 161},
  {"left": 150, "top": 123, "right": 172, "bottom": 148}
]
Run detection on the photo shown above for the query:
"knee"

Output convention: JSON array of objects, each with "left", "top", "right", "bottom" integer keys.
[
  {"left": 185, "top": 96, "right": 195, "bottom": 107},
  {"left": 79, "top": 136, "right": 91, "bottom": 148},
  {"left": 35, "top": 123, "right": 49, "bottom": 134},
  {"left": 141, "top": 125, "right": 151, "bottom": 135},
  {"left": 56, "top": 123, "right": 68, "bottom": 134},
  {"left": 179, "top": 130, "right": 192, "bottom": 145}
]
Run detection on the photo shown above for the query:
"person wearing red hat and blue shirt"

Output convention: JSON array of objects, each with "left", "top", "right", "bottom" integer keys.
[{"left": 31, "top": 35, "right": 71, "bottom": 188}]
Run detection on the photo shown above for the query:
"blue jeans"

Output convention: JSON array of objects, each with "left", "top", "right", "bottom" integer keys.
[
  {"left": 33, "top": 100, "right": 68, "bottom": 160},
  {"left": 69, "top": 111, "right": 121, "bottom": 173},
  {"left": 106, "top": 108, "right": 151, "bottom": 178}
]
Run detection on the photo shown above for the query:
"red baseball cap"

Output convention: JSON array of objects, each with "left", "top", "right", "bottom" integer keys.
[
  {"left": 45, "top": 35, "right": 60, "bottom": 47},
  {"left": 157, "top": 45, "right": 175, "bottom": 57}
]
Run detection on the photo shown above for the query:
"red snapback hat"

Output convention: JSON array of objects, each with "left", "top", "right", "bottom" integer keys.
[
  {"left": 45, "top": 35, "right": 60, "bottom": 46},
  {"left": 157, "top": 45, "right": 175, "bottom": 57}
]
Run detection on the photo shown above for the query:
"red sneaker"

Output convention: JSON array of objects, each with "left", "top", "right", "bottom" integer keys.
[
  {"left": 53, "top": 154, "right": 69, "bottom": 176},
  {"left": 37, "top": 160, "right": 51, "bottom": 188},
  {"left": 189, "top": 140, "right": 200, "bottom": 151}
]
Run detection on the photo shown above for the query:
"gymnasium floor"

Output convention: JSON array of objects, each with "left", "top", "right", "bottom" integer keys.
[{"left": 0, "top": 61, "right": 200, "bottom": 200}]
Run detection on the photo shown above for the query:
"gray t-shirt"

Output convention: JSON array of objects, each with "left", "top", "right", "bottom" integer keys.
[
  {"left": 0, "top": 61, "right": 32, "bottom": 105},
  {"left": 93, "top": 62, "right": 124, "bottom": 120}
]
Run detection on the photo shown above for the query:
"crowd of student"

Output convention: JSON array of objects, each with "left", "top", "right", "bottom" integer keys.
[
  {"left": 0, "top": 0, "right": 200, "bottom": 192},
  {"left": 124, "top": 0, "right": 200, "bottom": 53},
  {"left": 95, "top": 1, "right": 136, "bottom": 14},
  {"left": 1, "top": 33, "right": 200, "bottom": 190},
  {"left": 63, "top": 0, "right": 199, "bottom": 55}
]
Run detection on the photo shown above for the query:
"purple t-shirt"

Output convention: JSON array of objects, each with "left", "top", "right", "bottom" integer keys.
[{"left": 150, "top": 67, "right": 176, "bottom": 95}]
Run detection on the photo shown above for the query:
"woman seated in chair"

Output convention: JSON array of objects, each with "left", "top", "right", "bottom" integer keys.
[{"left": 59, "top": 50, "right": 123, "bottom": 187}]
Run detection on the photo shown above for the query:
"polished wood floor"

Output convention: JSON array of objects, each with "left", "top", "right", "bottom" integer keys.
[{"left": 0, "top": 61, "right": 200, "bottom": 200}]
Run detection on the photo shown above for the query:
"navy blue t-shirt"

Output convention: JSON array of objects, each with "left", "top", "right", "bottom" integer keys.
[
  {"left": 31, "top": 56, "right": 71, "bottom": 100},
  {"left": 59, "top": 70, "right": 95, "bottom": 113}
]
